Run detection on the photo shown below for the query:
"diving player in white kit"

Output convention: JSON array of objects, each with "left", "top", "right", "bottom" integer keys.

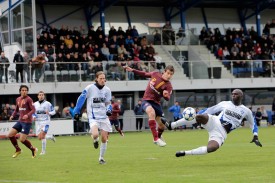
[
  {"left": 33, "top": 91, "right": 56, "bottom": 155},
  {"left": 73, "top": 71, "right": 112, "bottom": 165},
  {"left": 161, "top": 89, "right": 262, "bottom": 157}
]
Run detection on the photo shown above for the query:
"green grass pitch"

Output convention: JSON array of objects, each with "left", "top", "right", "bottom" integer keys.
[{"left": 1, "top": 127, "right": 274, "bottom": 183}]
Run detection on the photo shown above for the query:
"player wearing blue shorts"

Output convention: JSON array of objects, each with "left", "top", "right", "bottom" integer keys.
[
  {"left": 124, "top": 65, "right": 174, "bottom": 147},
  {"left": 7, "top": 85, "right": 38, "bottom": 158}
]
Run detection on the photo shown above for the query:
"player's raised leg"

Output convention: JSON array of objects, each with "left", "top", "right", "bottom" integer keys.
[{"left": 175, "top": 114, "right": 225, "bottom": 157}]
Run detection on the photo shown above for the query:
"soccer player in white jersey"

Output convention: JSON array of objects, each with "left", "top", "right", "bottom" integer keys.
[
  {"left": 162, "top": 89, "right": 262, "bottom": 157},
  {"left": 33, "top": 91, "right": 56, "bottom": 155},
  {"left": 73, "top": 71, "right": 112, "bottom": 165}
]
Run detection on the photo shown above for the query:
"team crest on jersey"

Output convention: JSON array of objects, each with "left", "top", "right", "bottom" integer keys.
[
  {"left": 150, "top": 78, "right": 156, "bottom": 86},
  {"left": 93, "top": 97, "right": 105, "bottom": 103}
]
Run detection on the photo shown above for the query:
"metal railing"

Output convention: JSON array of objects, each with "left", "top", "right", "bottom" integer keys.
[{"left": 0, "top": 59, "right": 274, "bottom": 84}]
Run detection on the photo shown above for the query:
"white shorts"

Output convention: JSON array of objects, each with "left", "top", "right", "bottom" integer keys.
[
  {"left": 89, "top": 118, "right": 112, "bottom": 133},
  {"left": 201, "top": 114, "right": 227, "bottom": 147},
  {"left": 36, "top": 123, "right": 50, "bottom": 135}
]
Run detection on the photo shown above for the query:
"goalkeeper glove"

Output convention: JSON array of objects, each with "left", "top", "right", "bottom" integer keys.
[
  {"left": 106, "top": 104, "right": 112, "bottom": 116},
  {"left": 250, "top": 135, "right": 262, "bottom": 147},
  {"left": 74, "top": 114, "right": 80, "bottom": 121}
]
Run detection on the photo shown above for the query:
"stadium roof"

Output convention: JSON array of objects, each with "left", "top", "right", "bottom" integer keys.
[{"left": 35, "top": 0, "right": 274, "bottom": 9}]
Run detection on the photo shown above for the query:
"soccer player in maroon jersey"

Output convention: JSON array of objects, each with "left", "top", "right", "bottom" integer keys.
[
  {"left": 124, "top": 65, "right": 174, "bottom": 146},
  {"left": 109, "top": 98, "right": 124, "bottom": 136},
  {"left": 7, "top": 85, "right": 38, "bottom": 158}
]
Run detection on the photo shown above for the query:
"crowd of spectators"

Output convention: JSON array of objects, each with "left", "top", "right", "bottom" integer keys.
[
  {"left": 35, "top": 24, "right": 161, "bottom": 81},
  {"left": 199, "top": 20, "right": 275, "bottom": 77}
]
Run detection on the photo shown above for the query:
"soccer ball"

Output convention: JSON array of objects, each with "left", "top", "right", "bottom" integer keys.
[{"left": 182, "top": 107, "right": 196, "bottom": 121}]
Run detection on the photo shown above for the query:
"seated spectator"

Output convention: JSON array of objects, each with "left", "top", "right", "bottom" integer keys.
[
  {"left": 96, "top": 26, "right": 105, "bottom": 39},
  {"left": 125, "top": 35, "right": 134, "bottom": 50},
  {"left": 101, "top": 43, "right": 113, "bottom": 60},
  {"left": 117, "top": 26, "right": 125, "bottom": 38},
  {"left": 65, "top": 44, "right": 74, "bottom": 55},
  {"left": 109, "top": 26, "right": 117, "bottom": 39},
  {"left": 153, "top": 29, "right": 161, "bottom": 45},
  {"left": 93, "top": 44, "right": 101, "bottom": 55},
  {"left": 125, "top": 26, "right": 132, "bottom": 37},
  {"left": 93, "top": 52, "right": 103, "bottom": 62},
  {"left": 81, "top": 52, "right": 91, "bottom": 72},
  {"left": 108, "top": 61, "right": 125, "bottom": 81},
  {"left": 140, "top": 36, "right": 148, "bottom": 47},
  {"left": 117, "top": 44, "right": 130, "bottom": 57},
  {"left": 127, "top": 60, "right": 135, "bottom": 80},
  {"left": 72, "top": 53, "right": 80, "bottom": 70},
  {"left": 117, "top": 34, "right": 125, "bottom": 46},
  {"left": 132, "top": 44, "right": 140, "bottom": 56},
  {"left": 147, "top": 43, "right": 156, "bottom": 56},
  {"left": 223, "top": 46, "right": 231, "bottom": 60},
  {"left": 64, "top": 53, "right": 73, "bottom": 70},
  {"left": 56, "top": 53, "right": 65, "bottom": 71},
  {"left": 1, "top": 108, "right": 11, "bottom": 121},
  {"left": 88, "top": 25, "right": 96, "bottom": 39},
  {"left": 117, "top": 53, "right": 126, "bottom": 62},
  {"left": 62, "top": 103, "right": 72, "bottom": 119},
  {"left": 90, "top": 62, "right": 103, "bottom": 75},
  {"left": 97, "top": 34, "right": 105, "bottom": 48},
  {"left": 217, "top": 47, "right": 223, "bottom": 59},
  {"left": 139, "top": 45, "right": 148, "bottom": 60},
  {"left": 64, "top": 35, "right": 73, "bottom": 47},
  {"left": 131, "top": 25, "right": 139, "bottom": 38}
]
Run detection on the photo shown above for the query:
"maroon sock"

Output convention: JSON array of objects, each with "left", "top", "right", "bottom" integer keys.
[
  {"left": 149, "top": 120, "right": 158, "bottom": 141},
  {"left": 9, "top": 137, "right": 21, "bottom": 152},
  {"left": 158, "top": 127, "right": 164, "bottom": 138},
  {"left": 21, "top": 139, "right": 34, "bottom": 150}
]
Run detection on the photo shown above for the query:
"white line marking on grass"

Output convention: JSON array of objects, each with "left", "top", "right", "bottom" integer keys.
[{"left": 0, "top": 180, "right": 56, "bottom": 183}]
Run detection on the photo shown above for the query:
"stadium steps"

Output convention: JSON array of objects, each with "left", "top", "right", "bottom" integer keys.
[
  {"left": 153, "top": 45, "right": 187, "bottom": 80},
  {"left": 189, "top": 45, "right": 235, "bottom": 79}
]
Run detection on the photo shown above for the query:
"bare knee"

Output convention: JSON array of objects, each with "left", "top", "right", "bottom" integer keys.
[
  {"left": 207, "top": 146, "right": 219, "bottom": 153},
  {"left": 196, "top": 114, "right": 208, "bottom": 125},
  {"left": 207, "top": 140, "right": 220, "bottom": 153},
  {"left": 146, "top": 107, "right": 156, "bottom": 119}
]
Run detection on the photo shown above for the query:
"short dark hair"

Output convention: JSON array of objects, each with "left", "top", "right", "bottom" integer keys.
[
  {"left": 164, "top": 65, "right": 175, "bottom": 73},
  {"left": 19, "top": 85, "right": 29, "bottom": 92}
]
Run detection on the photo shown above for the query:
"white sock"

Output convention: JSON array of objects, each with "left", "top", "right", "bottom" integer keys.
[
  {"left": 185, "top": 146, "right": 207, "bottom": 155},
  {"left": 171, "top": 118, "right": 196, "bottom": 129},
  {"left": 94, "top": 137, "right": 99, "bottom": 143},
  {"left": 42, "top": 139, "right": 47, "bottom": 152},
  {"left": 46, "top": 134, "right": 54, "bottom": 140},
  {"left": 99, "top": 142, "right": 107, "bottom": 160}
]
